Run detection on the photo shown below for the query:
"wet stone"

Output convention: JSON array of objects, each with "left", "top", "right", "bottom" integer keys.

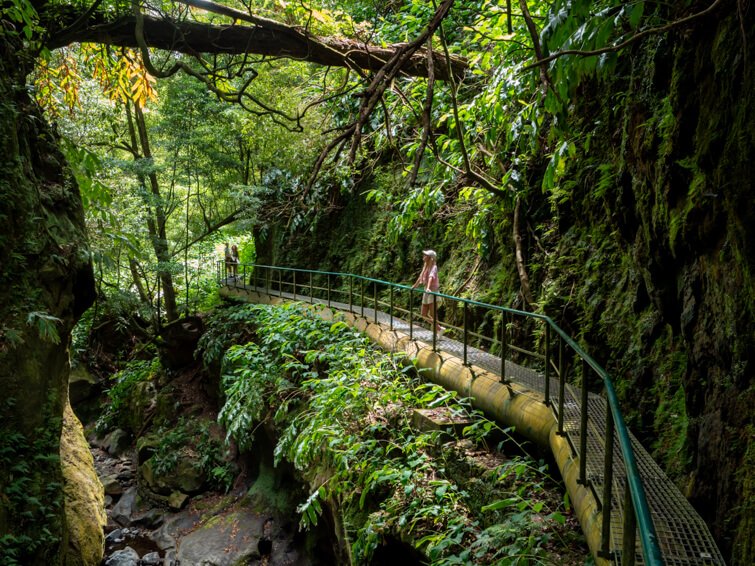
[
  {"left": 104, "top": 546, "right": 139, "bottom": 566},
  {"left": 141, "top": 551, "right": 161, "bottom": 565},
  {"left": 105, "top": 528, "right": 124, "bottom": 544}
]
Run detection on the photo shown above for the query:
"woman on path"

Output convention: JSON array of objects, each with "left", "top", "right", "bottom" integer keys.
[
  {"left": 224, "top": 242, "right": 234, "bottom": 278},
  {"left": 412, "top": 249, "right": 443, "bottom": 333},
  {"left": 230, "top": 244, "right": 240, "bottom": 278}
]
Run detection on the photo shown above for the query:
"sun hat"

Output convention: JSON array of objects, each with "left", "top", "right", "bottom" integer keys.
[{"left": 422, "top": 249, "right": 437, "bottom": 260}]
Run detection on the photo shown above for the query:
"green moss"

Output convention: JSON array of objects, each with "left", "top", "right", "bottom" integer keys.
[
  {"left": 242, "top": 460, "right": 300, "bottom": 517},
  {"left": 731, "top": 425, "right": 755, "bottom": 564},
  {"left": 61, "top": 402, "right": 106, "bottom": 566}
]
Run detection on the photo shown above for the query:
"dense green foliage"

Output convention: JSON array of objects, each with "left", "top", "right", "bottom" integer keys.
[
  {"left": 0, "top": 0, "right": 751, "bottom": 563},
  {"left": 95, "top": 358, "right": 161, "bottom": 434},
  {"left": 150, "top": 417, "right": 235, "bottom": 493},
  {"left": 0, "top": 400, "right": 63, "bottom": 565},
  {"left": 203, "top": 303, "right": 583, "bottom": 564}
]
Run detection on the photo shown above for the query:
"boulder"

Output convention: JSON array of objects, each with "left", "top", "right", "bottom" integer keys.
[
  {"left": 158, "top": 316, "right": 204, "bottom": 369},
  {"left": 104, "top": 546, "right": 139, "bottom": 566},
  {"left": 101, "top": 474, "right": 123, "bottom": 496},
  {"left": 151, "top": 510, "right": 199, "bottom": 551},
  {"left": 141, "top": 454, "right": 206, "bottom": 495},
  {"left": 168, "top": 491, "right": 189, "bottom": 511},
  {"left": 136, "top": 434, "right": 160, "bottom": 465},
  {"left": 61, "top": 401, "right": 107, "bottom": 566},
  {"left": 176, "top": 510, "right": 265, "bottom": 565},
  {"left": 111, "top": 486, "right": 138, "bottom": 526},
  {"left": 131, "top": 507, "right": 165, "bottom": 529},
  {"left": 125, "top": 381, "right": 157, "bottom": 434},
  {"left": 104, "top": 428, "right": 131, "bottom": 457}
]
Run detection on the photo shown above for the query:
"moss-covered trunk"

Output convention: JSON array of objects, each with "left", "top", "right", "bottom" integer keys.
[{"left": 0, "top": 40, "right": 95, "bottom": 563}]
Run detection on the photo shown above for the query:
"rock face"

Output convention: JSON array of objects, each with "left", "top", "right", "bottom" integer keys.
[
  {"left": 158, "top": 316, "right": 205, "bottom": 369},
  {"left": 0, "top": 32, "right": 95, "bottom": 563},
  {"left": 61, "top": 401, "right": 107, "bottom": 566},
  {"left": 176, "top": 508, "right": 310, "bottom": 566},
  {"left": 141, "top": 454, "right": 206, "bottom": 495}
]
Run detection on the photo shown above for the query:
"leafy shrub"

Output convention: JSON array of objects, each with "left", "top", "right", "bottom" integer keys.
[
  {"left": 206, "top": 303, "right": 578, "bottom": 564},
  {"left": 150, "top": 417, "right": 234, "bottom": 493},
  {"left": 96, "top": 357, "right": 161, "bottom": 434},
  {"left": 0, "top": 399, "right": 63, "bottom": 565}
]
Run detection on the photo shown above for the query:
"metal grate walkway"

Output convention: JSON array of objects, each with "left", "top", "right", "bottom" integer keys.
[{"left": 223, "top": 279, "right": 726, "bottom": 565}]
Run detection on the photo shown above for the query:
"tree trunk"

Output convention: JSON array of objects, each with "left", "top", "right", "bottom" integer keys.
[
  {"left": 513, "top": 197, "right": 534, "bottom": 307},
  {"left": 126, "top": 103, "right": 179, "bottom": 322}
]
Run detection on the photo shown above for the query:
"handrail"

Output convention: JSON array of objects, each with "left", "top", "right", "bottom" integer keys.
[{"left": 218, "top": 261, "right": 663, "bottom": 565}]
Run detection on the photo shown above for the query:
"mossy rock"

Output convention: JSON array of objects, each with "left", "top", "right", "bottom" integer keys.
[
  {"left": 125, "top": 381, "right": 157, "bottom": 434},
  {"left": 140, "top": 454, "right": 206, "bottom": 495},
  {"left": 61, "top": 401, "right": 106, "bottom": 566},
  {"left": 136, "top": 433, "right": 161, "bottom": 465}
]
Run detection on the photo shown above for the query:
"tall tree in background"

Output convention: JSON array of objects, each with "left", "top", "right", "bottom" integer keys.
[{"left": 0, "top": 2, "right": 460, "bottom": 561}]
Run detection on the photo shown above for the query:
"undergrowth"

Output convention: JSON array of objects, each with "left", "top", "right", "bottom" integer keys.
[
  {"left": 95, "top": 357, "right": 161, "bottom": 434},
  {"left": 202, "top": 302, "right": 585, "bottom": 565},
  {"left": 0, "top": 398, "right": 63, "bottom": 565}
]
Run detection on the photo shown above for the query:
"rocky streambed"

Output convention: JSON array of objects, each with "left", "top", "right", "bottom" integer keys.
[{"left": 91, "top": 436, "right": 318, "bottom": 566}]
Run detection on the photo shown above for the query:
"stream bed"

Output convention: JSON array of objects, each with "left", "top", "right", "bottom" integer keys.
[{"left": 91, "top": 440, "right": 317, "bottom": 566}]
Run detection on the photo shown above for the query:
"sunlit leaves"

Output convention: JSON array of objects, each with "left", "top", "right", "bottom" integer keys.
[
  {"left": 85, "top": 45, "right": 157, "bottom": 108},
  {"left": 33, "top": 50, "right": 82, "bottom": 117}
]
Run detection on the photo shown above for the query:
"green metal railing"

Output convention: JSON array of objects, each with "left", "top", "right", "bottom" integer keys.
[{"left": 218, "top": 262, "right": 663, "bottom": 565}]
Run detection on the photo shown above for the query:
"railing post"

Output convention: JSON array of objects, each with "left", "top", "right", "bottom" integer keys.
[
  {"left": 293, "top": 271, "right": 297, "bottom": 300},
  {"left": 544, "top": 324, "right": 551, "bottom": 406},
  {"left": 432, "top": 294, "right": 437, "bottom": 351},
  {"left": 310, "top": 272, "right": 313, "bottom": 303},
  {"left": 278, "top": 270, "right": 282, "bottom": 296},
  {"left": 558, "top": 338, "right": 565, "bottom": 435},
  {"left": 349, "top": 277, "right": 353, "bottom": 312},
  {"left": 623, "top": 479, "right": 637, "bottom": 566},
  {"left": 579, "top": 358, "right": 589, "bottom": 485},
  {"left": 600, "top": 407, "right": 615, "bottom": 559},
  {"left": 409, "top": 290, "right": 414, "bottom": 339},
  {"left": 360, "top": 279, "right": 365, "bottom": 317},
  {"left": 266, "top": 268, "right": 270, "bottom": 295},
  {"left": 327, "top": 274, "right": 331, "bottom": 307},
  {"left": 463, "top": 302, "right": 469, "bottom": 366},
  {"left": 373, "top": 282, "right": 378, "bottom": 324},
  {"left": 500, "top": 312, "right": 507, "bottom": 382},
  {"left": 390, "top": 286, "right": 394, "bottom": 330},
  {"left": 243, "top": 264, "right": 247, "bottom": 288}
]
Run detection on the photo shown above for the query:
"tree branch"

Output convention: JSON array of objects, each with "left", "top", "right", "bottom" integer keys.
[
  {"left": 47, "top": 9, "right": 467, "bottom": 80},
  {"left": 170, "top": 208, "right": 243, "bottom": 258},
  {"left": 408, "top": 37, "right": 435, "bottom": 187}
]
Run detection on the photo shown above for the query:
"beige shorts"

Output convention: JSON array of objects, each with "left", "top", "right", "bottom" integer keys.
[{"left": 422, "top": 292, "right": 436, "bottom": 305}]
